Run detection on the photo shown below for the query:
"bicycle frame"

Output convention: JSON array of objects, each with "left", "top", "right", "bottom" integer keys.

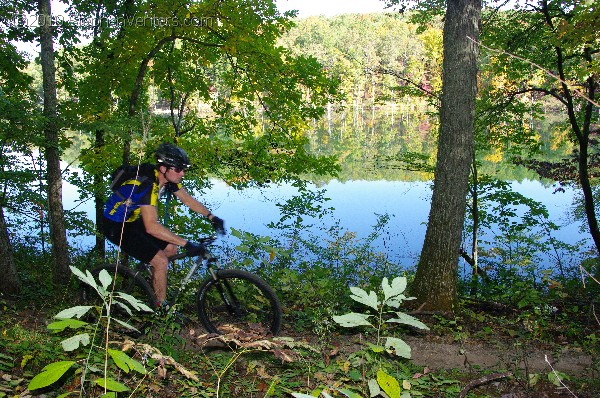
[
  {"left": 166, "top": 238, "right": 218, "bottom": 305},
  {"left": 89, "top": 235, "right": 282, "bottom": 335}
]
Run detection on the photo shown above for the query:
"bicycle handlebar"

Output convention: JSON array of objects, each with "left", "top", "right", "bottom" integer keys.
[{"left": 168, "top": 235, "right": 218, "bottom": 261}]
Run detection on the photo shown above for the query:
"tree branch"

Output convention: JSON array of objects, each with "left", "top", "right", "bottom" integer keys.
[
  {"left": 469, "top": 36, "right": 600, "bottom": 108},
  {"left": 370, "top": 65, "right": 438, "bottom": 99}
]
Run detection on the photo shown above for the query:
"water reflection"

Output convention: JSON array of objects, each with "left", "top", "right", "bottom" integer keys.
[{"left": 64, "top": 177, "right": 586, "bottom": 269}]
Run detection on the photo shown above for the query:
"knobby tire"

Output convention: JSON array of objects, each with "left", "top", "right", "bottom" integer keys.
[{"left": 196, "top": 269, "right": 282, "bottom": 336}]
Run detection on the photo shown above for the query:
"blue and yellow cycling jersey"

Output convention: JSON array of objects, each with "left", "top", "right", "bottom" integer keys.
[{"left": 103, "top": 164, "right": 158, "bottom": 223}]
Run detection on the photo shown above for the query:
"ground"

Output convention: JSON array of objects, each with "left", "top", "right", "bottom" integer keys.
[
  {"left": 1, "top": 306, "right": 598, "bottom": 397},
  {"left": 404, "top": 335, "right": 593, "bottom": 374},
  {"left": 183, "top": 319, "right": 598, "bottom": 398}
]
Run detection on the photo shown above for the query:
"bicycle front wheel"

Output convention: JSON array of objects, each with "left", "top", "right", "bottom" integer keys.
[
  {"left": 80, "top": 264, "right": 157, "bottom": 336},
  {"left": 196, "top": 269, "right": 282, "bottom": 336}
]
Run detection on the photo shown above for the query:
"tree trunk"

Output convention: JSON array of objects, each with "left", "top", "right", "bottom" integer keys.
[
  {"left": 410, "top": 0, "right": 481, "bottom": 314},
  {"left": 39, "top": 0, "right": 70, "bottom": 283},
  {"left": 469, "top": 155, "right": 479, "bottom": 297},
  {"left": 94, "top": 129, "right": 106, "bottom": 259},
  {"left": 0, "top": 206, "right": 20, "bottom": 296}
]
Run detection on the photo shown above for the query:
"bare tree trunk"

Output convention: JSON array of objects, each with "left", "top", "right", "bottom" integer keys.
[
  {"left": 94, "top": 129, "right": 106, "bottom": 260},
  {"left": 0, "top": 207, "right": 20, "bottom": 296},
  {"left": 410, "top": 0, "right": 481, "bottom": 314},
  {"left": 39, "top": 0, "right": 70, "bottom": 283},
  {"left": 469, "top": 155, "right": 479, "bottom": 296}
]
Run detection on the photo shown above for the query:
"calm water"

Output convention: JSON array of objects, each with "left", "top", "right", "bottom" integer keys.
[{"left": 64, "top": 177, "right": 587, "bottom": 267}]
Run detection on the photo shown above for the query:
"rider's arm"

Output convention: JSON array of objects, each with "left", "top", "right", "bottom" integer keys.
[
  {"left": 173, "top": 187, "right": 215, "bottom": 220},
  {"left": 139, "top": 204, "right": 188, "bottom": 246}
]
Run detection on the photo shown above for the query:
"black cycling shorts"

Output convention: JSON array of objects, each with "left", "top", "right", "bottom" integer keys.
[{"left": 103, "top": 217, "right": 169, "bottom": 263}]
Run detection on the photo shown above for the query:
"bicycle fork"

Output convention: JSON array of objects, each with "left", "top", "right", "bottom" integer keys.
[{"left": 208, "top": 266, "right": 245, "bottom": 317}]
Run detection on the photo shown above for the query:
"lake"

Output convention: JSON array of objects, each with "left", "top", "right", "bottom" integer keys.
[
  {"left": 64, "top": 176, "right": 587, "bottom": 269},
  {"left": 60, "top": 106, "right": 589, "bottom": 270}
]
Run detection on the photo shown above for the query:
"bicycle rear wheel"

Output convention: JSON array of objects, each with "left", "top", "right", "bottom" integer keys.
[
  {"left": 196, "top": 269, "right": 282, "bottom": 336},
  {"left": 80, "top": 264, "right": 156, "bottom": 336}
]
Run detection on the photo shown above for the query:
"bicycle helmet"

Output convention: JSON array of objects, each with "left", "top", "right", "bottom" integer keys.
[{"left": 155, "top": 142, "right": 191, "bottom": 170}]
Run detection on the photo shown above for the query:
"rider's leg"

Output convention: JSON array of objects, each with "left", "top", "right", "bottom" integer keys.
[{"left": 149, "top": 243, "right": 178, "bottom": 302}]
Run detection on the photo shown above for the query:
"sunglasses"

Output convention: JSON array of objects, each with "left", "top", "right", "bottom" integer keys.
[{"left": 169, "top": 166, "right": 187, "bottom": 173}]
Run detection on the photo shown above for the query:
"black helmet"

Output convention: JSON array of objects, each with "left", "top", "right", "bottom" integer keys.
[{"left": 155, "top": 143, "right": 191, "bottom": 169}]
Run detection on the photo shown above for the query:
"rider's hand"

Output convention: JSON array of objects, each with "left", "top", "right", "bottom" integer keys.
[
  {"left": 184, "top": 241, "right": 205, "bottom": 256},
  {"left": 210, "top": 216, "right": 226, "bottom": 235}
]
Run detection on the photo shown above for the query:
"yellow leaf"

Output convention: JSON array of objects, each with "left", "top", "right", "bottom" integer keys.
[
  {"left": 377, "top": 369, "right": 401, "bottom": 398},
  {"left": 402, "top": 379, "right": 411, "bottom": 390},
  {"left": 342, "top": 361, "right": 350, "bottom": 372}
]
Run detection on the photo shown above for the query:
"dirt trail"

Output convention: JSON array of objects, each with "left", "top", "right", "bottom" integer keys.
[
  {"left": 403, "top": 335, "right": 594, "bottom": 374},
  {"left": 187, "top": 325, "right": 595, "bottom": 376}
]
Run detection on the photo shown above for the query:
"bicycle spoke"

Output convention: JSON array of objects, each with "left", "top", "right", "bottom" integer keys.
[{"left": 197, "top": 269, "right": 282, "bottom": 336}]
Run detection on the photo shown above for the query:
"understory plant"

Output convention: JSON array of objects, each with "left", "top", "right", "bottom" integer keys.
[
  {"left": 27, "top": 266, "right": 154, "bottom": 396},
  {"left": 294, "top": 277, "right": 430, "bottom": 398}
]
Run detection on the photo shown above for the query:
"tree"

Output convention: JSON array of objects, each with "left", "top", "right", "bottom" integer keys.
[
  {"left": 38, "top": 0, "right": 70, "bottom": 283},
  {"left": 483, "top": 0, "right": 600, "bottom": 255},
  {"left": 412, "top": 0, "right": 480, "bottom": 312},
  {"left": 0, "top": 1, "right": 41, "bottom": 295},
  {"left": 58, "top": 0, "right": 340, "bottom": 256},
  {"left": 383, "top": 0, "right": 481, "bottom": 313}
]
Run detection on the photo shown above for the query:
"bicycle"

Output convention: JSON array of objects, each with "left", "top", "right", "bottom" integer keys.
[{"left": 81, "top": 236, "right": 283, "bottom": 337}]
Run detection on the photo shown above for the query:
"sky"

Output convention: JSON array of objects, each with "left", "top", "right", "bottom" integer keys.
[
  {"left": 15, "top": 1, "right": 390, "bottom": 56},
  {"left": 276, "top": 0, "right": 389, "bottom": 17}
]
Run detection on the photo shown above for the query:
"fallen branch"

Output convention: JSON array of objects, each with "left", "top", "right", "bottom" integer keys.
[
  {"left": 459, "top": 372, "right": 512, "bottom": 398},
  {"left": 121, "top": 340, "right": 199, "bottom": 381}
]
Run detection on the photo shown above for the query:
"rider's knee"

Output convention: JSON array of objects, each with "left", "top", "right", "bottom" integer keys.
[
  {"left": 150, "top": 252, "right": 169, "bottom": 272},
  {"left": 163, "top": 243, "right": 178, "bottom": 257}
]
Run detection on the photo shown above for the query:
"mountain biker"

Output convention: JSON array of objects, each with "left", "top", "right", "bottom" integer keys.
[{"left": 103, "top": 142, "right": 225, "bottom": 308}]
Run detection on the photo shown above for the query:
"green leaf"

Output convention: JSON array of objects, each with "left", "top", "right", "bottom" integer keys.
[
  {"left": 367, "top": 343, "right": 385, "bottom": 353},
  {"left": 61, "top": 333, "right": 90, "bottom": 352},
  {"left": 54, "top": 306, "right": 93, "bottom": 320},
  {"left": 95, "top": 377, "right": 129, "bottom": 392},
  {"left": 70, "top": 267, "right": 104, "bottom": 299},
  {"left": 112, "top": 300, "right": 133, "bottom": 316},
  {"left": 337, "top": 388, "right": 362, "bottom": 398},
  {"left": 70, "top": 266, "right": 95, "bottom": 288},
  {"left": 332, "top": 312, "right": 372, "bottom": 327},
  {"left": 28, "top": 361, "right": 76, "bottom": 390},
  {"left": 98, "top": 269, "right": 113, "bottom": 290},
  {"left": 108, "top": 349, "right": 146, "bottom": 374},
  {"left": 114, "top": 292, "right": 153, "bottom": 312},
  {"left": 57, "top": 392, "right": 78, "bottom": 398},
  {"left": 548, "top": 371, "right": 569, "bottom": 386},
  {"left": 291, "top": 394, "right": 316, "bottom": 398},
  {"left": 388, "top": 312, "right": 430, "bottom": 330},
  {"left": 349, "top": 287, "right": 379, "bottom": 310},
  {"left": 377, "top": 369, "right": 401, "bottom": 398},
  {"left": 368, "top": 378, "right": 381, "bottom": 397},
  {"left": 235, "top": 245, "right": 250, "bottom": 253},
  {"left": 348, "top": 369, "right": 362, "bottom": 381},
  {"left": 112, "top": 317, "right": 139, "bottom": 332},
  {"left": 382, "top": 277, "right": 408, "bottom": 300},
  {"left": 48, "top": 319, "right": 89, "bottom": 332},
  {"left": 385, "top": 337, "right": 412, "bottom": 359},
  {"left": 528, "top": 373, "right": 540, "bottom": 387}
]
